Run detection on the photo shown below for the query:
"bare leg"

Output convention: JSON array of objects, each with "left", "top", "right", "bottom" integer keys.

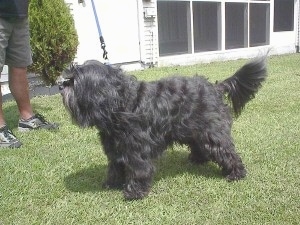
[
  {"left": 8, "top": 67, "right": 34, "bottom": 120},
  {"left": 0, "top": 82, "right": 5, "bottom": 127}
]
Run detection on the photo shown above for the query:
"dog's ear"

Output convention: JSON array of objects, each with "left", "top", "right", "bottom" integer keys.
[
  {"left": 61, "top": 63, "right": 81, "bottom": 80},
  {"left": 58, "top": 63, "right": 79, "bottom": 87},
  {"left": 70, "top": 63, "right": 82, "bottom": 77}
]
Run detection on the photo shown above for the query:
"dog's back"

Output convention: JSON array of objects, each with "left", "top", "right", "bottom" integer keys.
[{"left": 133, "top": 57, "right": 267, "bottom": 122}]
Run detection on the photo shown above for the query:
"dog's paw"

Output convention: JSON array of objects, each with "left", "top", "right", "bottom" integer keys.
[
  {"left": 223, "top": 167, "right": 247, "bottom": 181},
  {"left": 123, "top": 183, "right": 150, "bottom": 200}
]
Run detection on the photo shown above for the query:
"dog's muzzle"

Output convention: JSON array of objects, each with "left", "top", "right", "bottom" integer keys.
[{"left": 56, "top": 76, "right": 70, "bottom": 92}]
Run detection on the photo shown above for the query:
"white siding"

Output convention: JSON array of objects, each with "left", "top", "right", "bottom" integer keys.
[{"left": 140, "top": 0, "right": 159, "bottom": 66}]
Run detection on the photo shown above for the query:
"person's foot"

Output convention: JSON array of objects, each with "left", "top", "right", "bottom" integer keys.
[
  {"left": 18, "top": 113, "right": 59, "bottom": 132},
  {"left": 0, "top": 125, "right": 22, "bottom": 148}
]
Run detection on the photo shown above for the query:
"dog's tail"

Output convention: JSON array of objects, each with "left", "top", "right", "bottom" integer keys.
[{"left": 216, "top": 57, "right": 267, "bottom": 117}]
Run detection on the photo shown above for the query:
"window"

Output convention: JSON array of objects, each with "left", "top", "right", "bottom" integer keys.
[
  {"left": 157, "top": 0, "right": 271, "bottom": 56},
  {"left": 225, "top": 3, "right": 248, "bottom": 49},
  {"left": 193, "top": 2, "right": 221, "bottom": 52},
  {"left": 250, "top": 3, "right": 270, "bottom": 46},
  {"left": 274, "top": 0, "right": 294, "bottom": 32},
  {"left": 157, "top": 1, "right": 189, "bottom": 56}
]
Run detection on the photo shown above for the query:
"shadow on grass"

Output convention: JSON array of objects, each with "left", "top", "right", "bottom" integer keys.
[
  {"left": 64, "top": 164, "right": 107, "bottom": 193},
  {"left": 64, "top": 149, "right": 222, "bottom": 194}
]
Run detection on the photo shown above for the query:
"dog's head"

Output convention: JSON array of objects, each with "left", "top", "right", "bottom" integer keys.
[
  {"left": 57, "top": 60, "right": 108, "bottom": 93},
  {"left": 57, "top": 60, "right": 110, "bottom": 127},
  {"left": 57, "top": 60, "right": 130, "bottom": 128}
]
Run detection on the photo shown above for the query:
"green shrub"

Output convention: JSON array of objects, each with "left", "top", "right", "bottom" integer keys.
[{"left": 28, "top": 0, "right": 79, "bottom": 85}]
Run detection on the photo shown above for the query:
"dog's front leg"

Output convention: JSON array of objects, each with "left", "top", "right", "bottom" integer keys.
[
  {"left": 123, "top": 150, "right": 155, "bottom": 200},
  {"left": 103, "top": 160, "right": 126, "bottom": 190},
  {"left": 101, "top": 133, "right": 126, "bottom": 189}
]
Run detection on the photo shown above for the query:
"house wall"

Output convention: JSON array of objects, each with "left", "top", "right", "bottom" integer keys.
[
  {"left": 65, "top": 0, "right": 141, "bottom": 67},
  {"left": 1, "top": 0, "right": 298, "bottom": 77},
  {"left": 63, "top": 0, "right": 298, "bottom": 69},
  {"left": 155, "top": 0, "right": 299, "bottom": 67},
  {"left": 2, "top": 0, "right": 297, "bottom": 96}
]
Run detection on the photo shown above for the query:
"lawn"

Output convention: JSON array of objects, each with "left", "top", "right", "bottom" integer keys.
[{"left": 0, "top": 54, "right": 299, "bottom": 224}]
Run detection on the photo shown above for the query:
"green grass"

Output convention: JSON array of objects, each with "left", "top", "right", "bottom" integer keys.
[{"left": 1, "top": 54, "right": 299, "bottom": 224}]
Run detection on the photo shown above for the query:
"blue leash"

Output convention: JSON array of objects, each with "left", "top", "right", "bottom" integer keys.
[{"left": 90, "top": 0, "right": 109, "bottom": 61}]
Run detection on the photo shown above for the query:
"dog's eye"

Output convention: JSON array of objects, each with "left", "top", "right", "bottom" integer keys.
[
  {"left": 63, "top": 80, "right": 71, "bottom": 86},
  {"left": 63, "top": 77, "right": 73, "bottom": 84}
]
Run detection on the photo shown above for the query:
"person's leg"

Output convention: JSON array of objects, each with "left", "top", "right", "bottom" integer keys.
[
  {"left": 8, "top": 66, "right": 34, "bottom": 120},
  {"left": 5, "top": 17, "right": 33, "bottom": 121},
  {"left": 0, "top": 68, "right": 22, "bottom": 148},
  {"left": 0, "top": 85, "right": 6, "bottom": 127},
  {"left": 8, "top": 66, "right": 59, "bottom": 132},
  {"left": 0, "top": 18, "right": 11, "bottom": 127}
]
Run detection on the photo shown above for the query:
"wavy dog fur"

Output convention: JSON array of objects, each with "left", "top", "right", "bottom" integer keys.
[{"left": 58, "top": 58, "right": 267, "bottom": 200}]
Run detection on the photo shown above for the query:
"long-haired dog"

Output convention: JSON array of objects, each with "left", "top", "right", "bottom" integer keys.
[{"left": 58, "top": 58, "right": 267, "bottom": 200}]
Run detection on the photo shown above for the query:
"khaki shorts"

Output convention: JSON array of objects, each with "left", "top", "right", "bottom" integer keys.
[{"left": 0, "top": 17, "right": 33, "bottom": 73}]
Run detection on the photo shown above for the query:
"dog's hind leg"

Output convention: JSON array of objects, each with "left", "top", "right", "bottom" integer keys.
[
  {"left": 191, "top": 127, "right": 246, "bottom": 181},
  {"left": 188, "top": 141, "right": 211, "bottom": 164},
  {"left": 206, "top": 135, "right": 247, "bottom": 181}
]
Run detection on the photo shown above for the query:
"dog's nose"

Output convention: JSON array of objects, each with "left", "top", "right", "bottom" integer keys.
[
  {"left": 56, "top": 76, "right": 65, "bottom": 93},
  {"left": 56, "top": 76, "right": 71, "bottom": 90},
  {"left": 57, "top": 82, "right": 65, "bottom": 93},
  {"left": 56, "top": 76, "right": 64, "bottom": 86}
]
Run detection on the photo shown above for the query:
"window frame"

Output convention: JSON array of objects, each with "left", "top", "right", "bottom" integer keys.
[{"left": 157, "top": 0, "right": 271, "bottom": 56}]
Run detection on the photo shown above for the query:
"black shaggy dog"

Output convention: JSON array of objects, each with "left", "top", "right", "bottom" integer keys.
[{"left": 58, "top": 58, "right": 267, "bottom": 200}]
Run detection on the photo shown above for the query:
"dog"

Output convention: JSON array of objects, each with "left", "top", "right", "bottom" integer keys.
[{"left": 58, "top": 58, "right": 267, "bottom": 200}]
